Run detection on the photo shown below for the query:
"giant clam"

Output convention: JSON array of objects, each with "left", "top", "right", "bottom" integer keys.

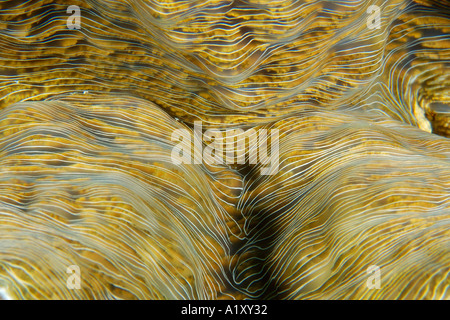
[{"left": 0, "top": 0, "right": 449, "bottom": 299}]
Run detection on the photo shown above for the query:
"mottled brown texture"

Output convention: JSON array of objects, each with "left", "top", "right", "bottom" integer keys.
[{"left": 0, "top": 0, "right": 449, "bottom": 300}]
